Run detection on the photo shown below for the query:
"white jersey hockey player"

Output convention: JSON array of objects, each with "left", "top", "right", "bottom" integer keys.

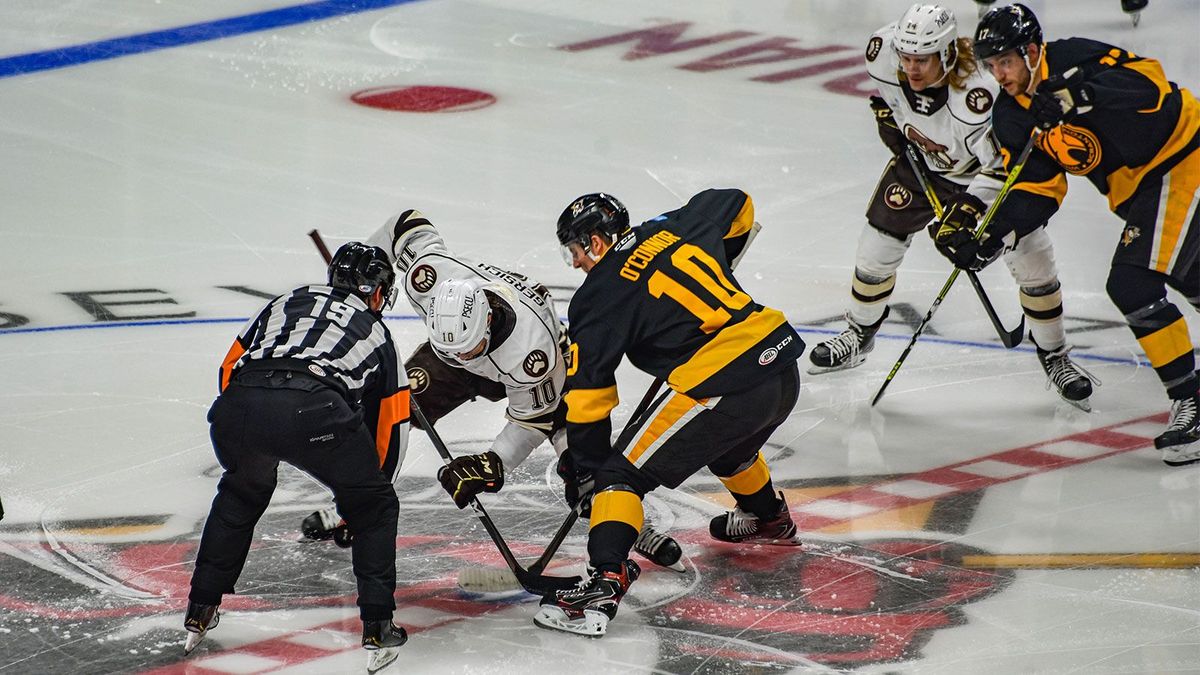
[
  {"left": 303, "top": 209, "right": 683, "bottom": 573},
  {"left": 807, "top": 3, "right": 1095, "bottom": 410}
]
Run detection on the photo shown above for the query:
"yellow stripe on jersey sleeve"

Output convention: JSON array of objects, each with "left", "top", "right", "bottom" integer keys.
[
  {"left": 1014, "top": 173, "right": 1068, "bottom": 204},
  {"left": 565, "top": 386, "right": 619, "bottom": 424},
  {"left": 725, "top": 193, "right": 756, "bottom": 239}
]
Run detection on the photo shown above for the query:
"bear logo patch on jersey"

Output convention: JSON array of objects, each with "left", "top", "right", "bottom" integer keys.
[
  {"left": 523, "top": 350, "right": 549, "bottom": 377},
  {"left": 884, "top": 184, "right": 912, "bottom": 209},
  {"left": 410, "top": 265, "right": 437, "bottom": 293},
  {"left": 407, "top": 366, "right": 429, "bottom": 394},
  {"left": 1038, "top": 125, "right": 1102, "bottom": 175},
  {"left": 965, "top": 88, "right": 993, "bottom": 115},
  {"left": 866, "top": 36, "right": 883, "bottom": 62}
]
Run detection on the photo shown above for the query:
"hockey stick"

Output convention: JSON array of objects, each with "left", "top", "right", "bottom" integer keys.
[
  {"left": 525, "top": 220, "right": 762, "bottom": 572},
  {"left": 410, "top": 397, "right": 582, "bottom": 594},
  {"left": 872, "top": 130, "right": 1042, "bottom": 407},
  {"left": 463, "top": 222, "right": 765, "bottom": 591},
  {"left": 902, "top": 144, "right": 1024, "bottom": 348},
  {"left": 308, "top": 229, "right": 581, "bottom": 594}
]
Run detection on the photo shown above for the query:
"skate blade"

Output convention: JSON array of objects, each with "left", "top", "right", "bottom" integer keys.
[
  {"left": 532, "top": 606, "right": 608, "bottom": 637},
  {"left": 456, "top": 567, "right": 527, "bottom": 594},
  {"left": 661, "top": 560, "right": 685, "bottom": 573},
  {"left": 1162, "top": 441, "right": 1200, "bottom": 467},
  {"left": 1062, "top": 397, "right": 1092, "bottom": 413},
  {"left": 1130, "top": 11, "right": 1141, "bottom": 27},
  {"left": 183, "top": 628, "right": 207, "bottom": 655},
  {"left": 366, "top": 646, "right": 401, "bottom": 674},
  {"left": 806, "top": 360, "right": 865, "bottom": 376}
]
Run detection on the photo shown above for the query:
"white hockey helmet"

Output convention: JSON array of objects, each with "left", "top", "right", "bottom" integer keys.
[
  {"left": 893, "top": 4, "right": 958, "bottom": 72},
  {"left": 426, "top": 278, "right": 492, "bottom": 361}
]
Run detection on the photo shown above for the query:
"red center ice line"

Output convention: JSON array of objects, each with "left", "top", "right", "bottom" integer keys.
[{"left": 790, "top": 413, "right": 1168, "bottom": 531}]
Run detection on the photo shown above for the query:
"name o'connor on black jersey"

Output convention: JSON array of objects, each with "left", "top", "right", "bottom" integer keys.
[
  {"left": 217, "top": 284, "right": 409, "bottom": 475},
  {"left": 563, "top": 188, "right": 804, "bottom": 465}
]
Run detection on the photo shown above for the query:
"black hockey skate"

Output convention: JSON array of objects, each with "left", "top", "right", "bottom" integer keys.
[
  {"left": 183, "top": 601, "right": 219, "bottom": 654},
  {"left": 632, "top": 525, "right": 684, "bottom": 572},
  {"left": 975, "top": 0, "right": 997, "bottom": 19},
  {"left": 1035, "top": 342, "right": 1097, "bottom": 412},
  {"left": 1122, "top": 0, "right": 1148, "bottom": 26},
  {"left": 362, "top": 620, "right": 407, "bottom": 674},
  {"left": 808, "top": 307, "right": 889, "bottom": 375},
  {"left": 534, "top": 560, "right": 640, "bottom": 637},
  {"left": 1156, "top": 394, "right": 1200, "bottom": 467},
  {"left": 709, "top": 492, "right": 802, "bottom": 546}
]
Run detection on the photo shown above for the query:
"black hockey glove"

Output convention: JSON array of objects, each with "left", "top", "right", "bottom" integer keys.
[
  {"left": 301, "top": 509, "right": 354, "bottom": 549},
  {"left": 869, "top": 95, "right": 906, "bottom": 156},
  {"left": 438, "top": 451, "right": 504, "bottom": 509},
  {"left": 1030, "top": 67, "right": 1093, "bottom": 130},
  {"left": 556, "top": 452, "right": 595, "bottom": 518},
  {"left": 930, "top": 193, "right": 1002, "bottom": 271}
]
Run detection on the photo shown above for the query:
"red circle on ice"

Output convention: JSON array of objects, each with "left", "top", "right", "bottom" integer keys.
[{"left": 350, "top": 86, "right": 497, "bottom": 113}]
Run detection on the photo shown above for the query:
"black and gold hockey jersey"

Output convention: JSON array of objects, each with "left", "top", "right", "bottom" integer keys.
[
  {"left": 563, "top": 189, "right": 803, "bottom": 466},
  {"left": 991, "top": 37, "right": 1200, "bottom": 230},
  {"left": 217, "top": 285, "right": 410, "bottom": 476}
]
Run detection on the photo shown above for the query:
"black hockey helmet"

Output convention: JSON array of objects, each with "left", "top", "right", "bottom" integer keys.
[
  {"left": 556, "top": 193, "right": 629, "bottom": 247},
  {"left": 328, "top": 242, "right": 397, "bottom": 311},
  {"left": 973, "top": 3, "right": 1042, "bottom": 60}
]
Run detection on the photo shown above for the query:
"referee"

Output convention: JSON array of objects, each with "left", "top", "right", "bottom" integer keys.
[{"left": 185, "top": 242, "right": 411, "bottom": 663}]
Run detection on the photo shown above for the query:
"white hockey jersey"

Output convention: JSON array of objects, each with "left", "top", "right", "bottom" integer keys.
[
  {"left": 865, "top": 23, "right": 1005, "bottom": 204},
  {"left": 367, "top": 213, "right": 567, "bottom": 467}
]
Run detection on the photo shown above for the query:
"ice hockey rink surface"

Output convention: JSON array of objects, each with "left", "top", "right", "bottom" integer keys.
[{"left": 1, "top": 1, "right": 1198, "bottom": 673}]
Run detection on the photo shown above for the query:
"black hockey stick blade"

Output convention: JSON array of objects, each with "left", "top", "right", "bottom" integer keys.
[{"left": 965, "top": 271, "right": 1025, "bottom": 348}]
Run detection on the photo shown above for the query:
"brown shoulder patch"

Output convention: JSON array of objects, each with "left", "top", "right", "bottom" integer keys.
[{"left": 866, "top": 36, "right": 884, "bottom": 63}]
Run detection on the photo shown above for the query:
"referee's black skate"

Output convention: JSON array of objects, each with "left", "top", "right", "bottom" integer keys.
[
  {"left": 1157, "top": 394, "right": 1200, "bottom": 467},
  {"left": 808, "top": 308, "right": 889, "bottom": 375},
  {"left": 182, "top": 601, "right": 219, "bottom": 654},
  {"left": 534, "top": 560, "right": 640, "bottom": 637},
  {"left": 362, "top": 620, "right": 407, "bottom": 673},
  {"left": 632, "top": 525, "right": 684, "bottom": 572}
]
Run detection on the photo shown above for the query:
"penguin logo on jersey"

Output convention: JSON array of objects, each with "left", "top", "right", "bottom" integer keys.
[
  {"left": 965, "top": 88, "right": 993, "bottom": 115},
  {"left": 1121, "top": 226, "right": 1141, "bottom": 247},
  {"left": 407, "top": 366, "right": 430, "bottom": 394},
  {"left": 866, "top": 36, "right": 883, "bottom": 62},
  {"left": 410, "top": 265, "right": 437, "bottom": 293},
  {"left": 1038, "top": 125, "right": 1102, "bottom": 175},
  {"left": 884, "top": 183, "right": 913, "bottom": 209},
  {"left": 523, "top": 350, "right": 549, "bottom": 377}
]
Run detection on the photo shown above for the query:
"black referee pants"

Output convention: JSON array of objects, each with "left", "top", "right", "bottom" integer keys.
[{"left": 190, "top": 370, "right": 399, "bottom": 620}]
